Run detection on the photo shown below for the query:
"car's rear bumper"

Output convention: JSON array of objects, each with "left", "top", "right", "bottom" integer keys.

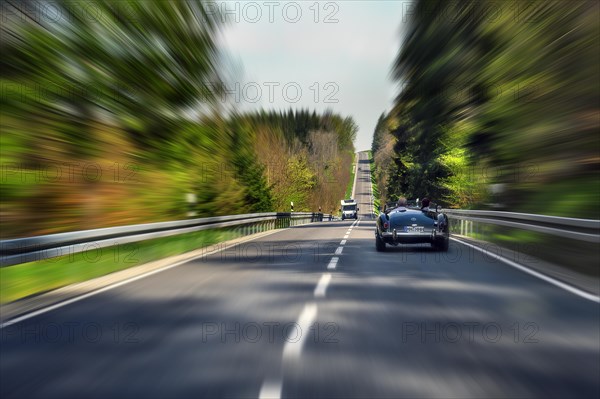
[{"left": 380, "top": 230, "right": 444, "bottom": 244}]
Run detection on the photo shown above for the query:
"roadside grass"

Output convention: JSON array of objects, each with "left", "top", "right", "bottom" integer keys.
[
  {"left": 451, "top": 222, "right": 599, "bottom": 278},
  {"left": 0, "top": 227, "right": 256, "bottom": 304},
  {"left": 368, "top": 151, "right": 381, "bottom": 213},
  {"left": 344, "top": 152, "right": 356, "bottom": 200}
]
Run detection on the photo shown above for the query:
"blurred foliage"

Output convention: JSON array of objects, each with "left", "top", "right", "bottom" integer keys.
[
  {"left": 373, "top": 0, "right": 599, "bottom": 217},
  {"left": 367, "top": 151, "right": 381, "bottom": 212},
  {"left": 0, "top": 1, "right": 356, "bottom": 238},
  {"left": 345, "top": 152, "right": 356, "bottom": 200},
  {"left": 246, "top": 109, "right": 356, "bottom": 214}
]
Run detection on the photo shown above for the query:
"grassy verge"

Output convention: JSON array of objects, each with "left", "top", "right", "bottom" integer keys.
[
  {"left": 450, "top": 220, "right": 599, "bottom": 278},
  {"left": 0, "top": 225, "right": 272, "bottom": 304},
  {"left": 368, "top": 151, "right": 381, "bottom": 212},
  {"left": 344, "top": 152, "right": 356, "bottom": 199}
]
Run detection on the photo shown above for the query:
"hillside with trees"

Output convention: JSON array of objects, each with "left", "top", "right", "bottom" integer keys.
[{"left": 0, "top": 1, "right": 355, "bottom": 238}]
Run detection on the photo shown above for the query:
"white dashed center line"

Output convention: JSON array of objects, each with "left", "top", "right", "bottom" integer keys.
[
  {"left": 327, "top": 256, "right": 339, "bottom": 270},
  {"left": 282, "top": 302, "right": 318, "bottom": 361},
  {"left": 314, "top": 273, "right": 332, "bottom": 298},
  {"left": 259, "top": 379, "right": 282, "bottom": 399},
  {"left": 259, "top": 179, "right": 362, "bottom": 398}
]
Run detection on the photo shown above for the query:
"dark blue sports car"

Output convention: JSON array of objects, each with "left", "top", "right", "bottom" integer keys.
[{"left": 375, "top": 202, "right": 449, "bottom": 251}]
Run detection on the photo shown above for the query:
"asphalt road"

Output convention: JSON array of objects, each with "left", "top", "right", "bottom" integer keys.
[{"left": 1, "top": 151, "right": 599, "bottom": 398}]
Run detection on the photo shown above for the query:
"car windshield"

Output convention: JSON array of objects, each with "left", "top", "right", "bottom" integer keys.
[{"left": 343, "top": 205, "right": 356, "bottom": 210}]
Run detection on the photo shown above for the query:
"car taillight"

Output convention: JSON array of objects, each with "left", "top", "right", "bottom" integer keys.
[{"left": 383, "top": 222, "right": 389, "bottom": 230}]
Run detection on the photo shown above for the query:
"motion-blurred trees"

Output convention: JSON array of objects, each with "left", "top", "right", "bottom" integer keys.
[
  {"left": 0, "top": 1, "right": 356, "bottom": 237},
  {"left": 373, "top": 0, "right": 599, "bottom": 216},
  {"left": 239, "top": 109, "right": 357, "bottom": 213}
]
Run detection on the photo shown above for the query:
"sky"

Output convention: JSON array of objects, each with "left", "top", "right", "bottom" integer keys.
[{"left": 218, "top": 1, "right": 408, "bottom": 151}]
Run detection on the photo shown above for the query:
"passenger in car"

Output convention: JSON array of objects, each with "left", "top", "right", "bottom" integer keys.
[{"left": 421, "top": 197, "right": 430, "bottom": 211}]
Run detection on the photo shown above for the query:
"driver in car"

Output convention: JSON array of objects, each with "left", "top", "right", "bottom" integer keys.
[{"left": 390, "top": 197, "right": 408, "bottom": 212}]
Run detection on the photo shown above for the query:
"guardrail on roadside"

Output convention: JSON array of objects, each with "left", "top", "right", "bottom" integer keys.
[
  {"left": 443, "top": 209, "right": 600, "bottom": 243},
  {"left": 0, "top": 212, "right": 332, "bottom": 267}
]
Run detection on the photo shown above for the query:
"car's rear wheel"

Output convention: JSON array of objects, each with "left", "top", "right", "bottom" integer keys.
[
  {"left": 440, "top": 237, "right": 449, "bottom": 252},
  {"left": 375, "top": 232, "right": 386, "bottom": 252},
  {"left": 432, "top": 238, "right": 449, "bottom": 252}
]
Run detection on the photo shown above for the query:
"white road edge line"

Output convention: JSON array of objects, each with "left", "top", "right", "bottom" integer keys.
[
  {"left": 282, "top": 302, "right": 318, "bottom": 361},
  {"left": 0, "top": 229, "right": 290, "bottom": 329},
  {"left": 340, "top": 240, "right": 347, "bottom": 245},
  {"left": 335, "top": 247, "right": 343, "bottom": 255},
  {"left": 327, "top": 257, "right": 339, "bottom": 270},
  {"left": 451, "top": 237, "right": 600, "bottom": 303},
  {"left": 314, "top": 273, "right": 332, "bottom": 298}
]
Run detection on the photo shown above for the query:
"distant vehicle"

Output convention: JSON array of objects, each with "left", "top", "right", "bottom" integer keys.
[
  {"left": 340, "top": 199, "right": 359, "bottom": 220},
  {"left": 375, "top": 201, "right": 449, "bottom": 251}
]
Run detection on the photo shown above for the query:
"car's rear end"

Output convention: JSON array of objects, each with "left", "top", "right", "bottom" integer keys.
[{"left": 380, "top": 209, "right": 437, "bottom": 244}]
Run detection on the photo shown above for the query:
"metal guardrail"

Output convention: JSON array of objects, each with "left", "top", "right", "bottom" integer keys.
[
  {"left": 4, "top": 206, "right": 595, "bottom": 267},
  {"left": 0, "top": 212, "right": 332, "bottom": 267},
  {"left": 444, "top": 209, "right": 600, "bottom": 229},
  {"left": 444, "top": 209, "right": 600, "bottom": 243}
]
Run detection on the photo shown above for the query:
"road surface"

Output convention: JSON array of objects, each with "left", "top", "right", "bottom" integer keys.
[{"left": 1, "top": 151, "right": 598, "bottom": 398}]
